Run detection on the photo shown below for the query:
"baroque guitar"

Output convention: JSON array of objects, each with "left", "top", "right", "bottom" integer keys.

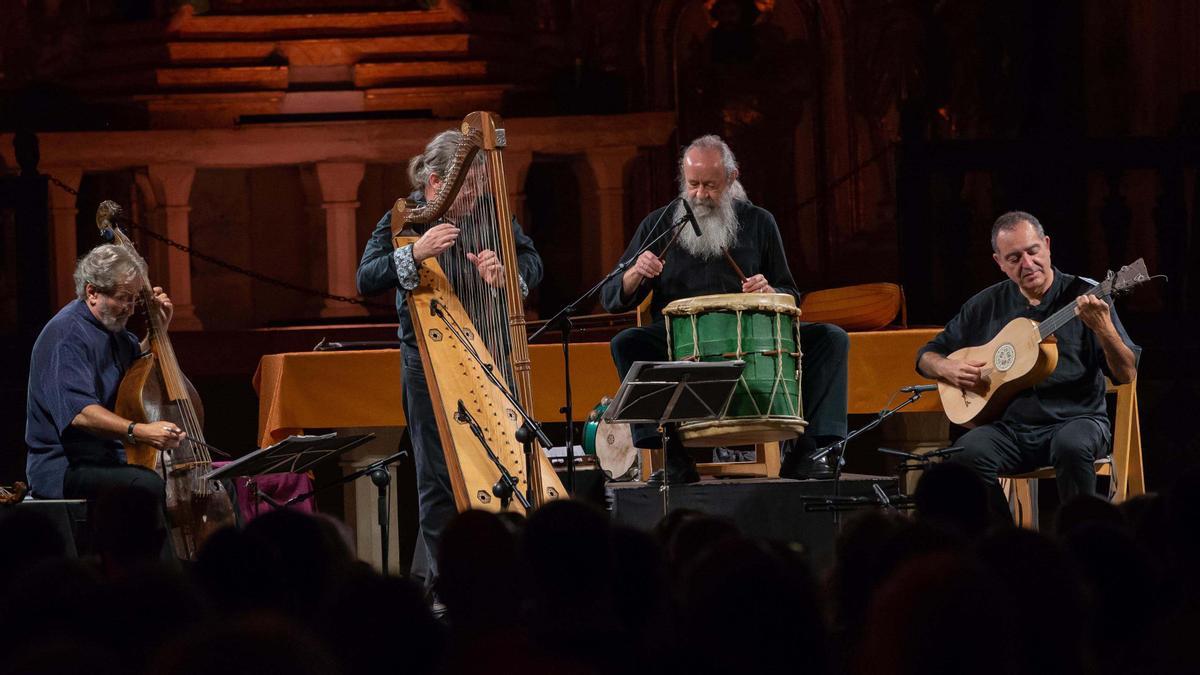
[
  {"left": 939, "top": 258, "right": 1150, "bottom": 427},
  {"left": 390, "top": 112, "right": 565, "bottom": 512}
]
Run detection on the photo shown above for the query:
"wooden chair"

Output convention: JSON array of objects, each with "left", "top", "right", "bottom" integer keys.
[
  {"left": 999, "top": 378, "right": 1145, "bottom": 529},
  {"left": 633, "top": 294, "right": 782, "bottom": 480}
]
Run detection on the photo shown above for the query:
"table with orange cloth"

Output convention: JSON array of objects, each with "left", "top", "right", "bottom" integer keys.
[{"left": 254, "top": 330, "right": 943, "bottom": 448}]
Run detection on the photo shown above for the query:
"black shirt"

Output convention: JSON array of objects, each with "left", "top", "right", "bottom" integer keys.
[
  {"left": 916, "top": 269, "right": 1141, "bottom": 427},
  {"left": 600, "top": 199, "right": 800, "bottom": 321}
]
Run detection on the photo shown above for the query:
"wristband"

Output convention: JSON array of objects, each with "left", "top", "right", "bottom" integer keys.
[{"left": 126, "top": 421, "right": 137, "bottom": 443}]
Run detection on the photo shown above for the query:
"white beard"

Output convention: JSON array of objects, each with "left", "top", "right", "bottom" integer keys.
[
  {"left": 96, "top": 303, "right": 130, "bottom": 333},
  {"left": 674, "top": 180, "right": 746, "bottom": 259}
]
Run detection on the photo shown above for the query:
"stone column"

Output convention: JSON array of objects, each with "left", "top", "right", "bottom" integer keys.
[
  {"left": 581, "top": 145, "right": 639, "bottom": 278},
  {"left": 46, "top": 168, "right": 83, "bottom": 307},
  {"left": 314, "top": 162, "right": 367, "bottom": 318},
  {"left": 146, "top": 164, "right": 202, "bottom": 331}
]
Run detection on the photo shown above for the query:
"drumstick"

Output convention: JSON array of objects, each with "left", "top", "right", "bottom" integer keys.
[
  {"left": 723, "top": 249, "right": 748, "bottom": 283},
  {"left": 657, "top": 224, "right": 687, "bottom": 263}
]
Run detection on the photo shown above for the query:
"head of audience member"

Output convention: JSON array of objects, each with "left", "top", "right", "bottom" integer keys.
[
  {"left": 522, "top": 500, "right": 614, "bottom": 618},
  {"left": 975, "top": 527, "right": 1090, "bottom": 675},
  {"left": 913, "top": 461, "right": 992, "bottom": 540},
  {"left": 676, "top": 134, "right": 748, "bottom": 259},
  {"left": 663, "top": 511, "right": 741, "bottom": 572},
  {"left": 859, "top": 552, "right": 1020, "bottom": 675},
  {"left": 679, "top": 536, "right": 826, "bottom": 675},
  {"left": 1054, "top": 493, "right": 1127, "bottom": 537},
  {"left": 991, "top": 210, "right": 1053, "bottom": 299},
  {"left": 437, "top": 509, "right": 521, "bottom": 634},
  {"left": 318, "top": 565, "right": 443, "bottom": 675},
  {"left": 238, "top": 509, "right": 355, "bottom": 618},
  {"left": 74, "top": 244, "right": 147, "bottom": 332},
  {"left": 1062, "top": 522, "right": 1161, "bottom": 652},
  {"left": 609, "top": 524, "right": 672, "bottom": 661},
  {"left": 829, "top": 512, "right": 960, "bottom": 655},
  {"left": 150, "top": 613, "right": 342, "bottom": 675}
]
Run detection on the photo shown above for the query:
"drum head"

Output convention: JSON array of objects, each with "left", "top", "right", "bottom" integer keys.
[
  {"left": 581, "top": 398, "right": 639, "bottom": 481},
  {"left": 662, "top": 292, "right": 802, "bottom": 317},
  {"left": 594, "top": 419, "right": 638, "bottom": 481}
]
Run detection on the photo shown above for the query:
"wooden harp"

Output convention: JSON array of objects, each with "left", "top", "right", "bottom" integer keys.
[{"left": 391, "top": 111, "right": 565, "bottom": 513}]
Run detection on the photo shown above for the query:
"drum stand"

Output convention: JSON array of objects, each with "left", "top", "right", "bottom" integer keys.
[
  {"left": 528, "top": 197, "right": 700, "bottom": 495},
  {"left": 807, "top": 386, "right": 930, "bottom": 531}
]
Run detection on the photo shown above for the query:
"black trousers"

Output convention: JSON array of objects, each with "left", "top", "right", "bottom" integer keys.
[
  {"left": 63, "top": 461, "right": 167, "bottom": 502},
  {"left": 609, "top": 321, "right": 850, "bottom": 449},
  {"left": 950, "top": 417, "right": 1111, "bottom": 516},
  {"left": 63, "top": 461, "right": 175, "bottom": 560},
  {"left": 401, "top": 343, "right": 458, "bottom": 585}
]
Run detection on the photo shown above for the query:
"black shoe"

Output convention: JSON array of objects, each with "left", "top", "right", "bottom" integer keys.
[{"left": 777, "top": 446, "right": 835, "bottom": 478}]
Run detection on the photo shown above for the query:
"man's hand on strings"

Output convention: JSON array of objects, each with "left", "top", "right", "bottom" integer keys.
[
  {"left": 741, "top": 274, "right": 774, "bottom": 294},
  {"left": 467, "top": 249, "right": 506, "bottom": 287},
  {"left": 1075, "top": 295, "right": 1116, "bottom": 336},
  {"left": 150, "top": 286, "right": 174, "bottom": 328},
  {"left": 413, "top": 222, "right": 460, "bottom": 263},
  {"left": 939, "top": 358, "right": 989, "bottom": 392}
]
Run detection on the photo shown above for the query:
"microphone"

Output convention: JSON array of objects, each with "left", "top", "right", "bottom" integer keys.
[
  {"left": 430, "top": 298, "right": 441, "bottom": 317},
  {"left": 900, "top": 384, "right": 938, "bottom": 393},
  {"left": 677, "top": 197, "right": 702, "bottom": 237},
  {"left": 455, "top": 400, "right": 469, "bottom": 423}
]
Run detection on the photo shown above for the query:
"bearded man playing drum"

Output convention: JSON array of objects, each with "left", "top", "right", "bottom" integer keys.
[{"left": 600, "top": 135, "right": 849, "bottom": 484}]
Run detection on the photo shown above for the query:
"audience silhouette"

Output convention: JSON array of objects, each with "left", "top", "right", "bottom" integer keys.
[{"left": 3, "top": 467, "right": 1199, "bottom": 675}]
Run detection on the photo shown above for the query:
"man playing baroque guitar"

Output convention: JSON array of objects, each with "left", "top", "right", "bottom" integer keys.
[{"left": 916, "top": 211, "right": 1140, "bottom": 518}]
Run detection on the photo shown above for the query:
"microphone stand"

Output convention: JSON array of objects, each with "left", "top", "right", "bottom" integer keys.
[
  {"left": 809, "top": 387, "right": 929, "bottom": 532},
  {"left": 455, "top": 400, "right": 531, "bottom": 510},
  {"left": 527, "top": 197, "right": 696, "bottom": 494}
]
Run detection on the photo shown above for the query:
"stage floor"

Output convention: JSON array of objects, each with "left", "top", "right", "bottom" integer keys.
[{"left": 607, "top": 473, "right": 901, "bottom": 569}]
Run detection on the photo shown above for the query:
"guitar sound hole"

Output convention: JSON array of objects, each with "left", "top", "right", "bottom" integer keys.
[{"left": 994, "top": 344, "right": 1016, "bottom": 372}]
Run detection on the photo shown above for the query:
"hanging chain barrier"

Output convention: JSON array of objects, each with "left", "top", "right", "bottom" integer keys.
[{"left": 45, "top": 173, "right": 392, "bottom": 310}]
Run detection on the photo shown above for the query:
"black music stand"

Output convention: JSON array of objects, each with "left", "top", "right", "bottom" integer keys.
[
  {"left": 204, "top": 433, "right": 375, "bottom": 483},
  {"left": 204, "top": 433, "right": 402, "bottom": 568},
  {"left": 604, "top": 360, "right": 744, "bottom": 514}
]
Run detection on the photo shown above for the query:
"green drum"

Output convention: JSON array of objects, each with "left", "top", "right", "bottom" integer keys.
[{"left": 663, "top": 293, "right": 807, "bottom": 447}]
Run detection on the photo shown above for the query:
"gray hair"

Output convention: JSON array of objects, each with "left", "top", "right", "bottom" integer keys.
[
  {"left": 408, "top": 129, "right": 464, "bottom": 190},
  {"left": 74, "top": 244, "right": 146, "bottom": 300},
  {"left": 990, "top": 211, "right": 1046, "bottom": 252},
  {"left": 680, "top": 134, "right": 739, "bottom": 180}
]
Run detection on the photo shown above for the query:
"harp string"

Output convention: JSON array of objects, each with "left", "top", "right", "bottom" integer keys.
[{"left": 438, "top": 152, "right": 517, "bottom": 395}]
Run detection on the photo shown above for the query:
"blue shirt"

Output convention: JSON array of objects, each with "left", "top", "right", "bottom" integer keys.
[{"left": 25, "top": 300, "right": 140, "bottom": 498}]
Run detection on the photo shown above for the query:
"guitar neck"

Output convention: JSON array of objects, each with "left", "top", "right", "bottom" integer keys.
[{"left": 1036, "top": 282, "right": 1108, "bottom": 340}]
